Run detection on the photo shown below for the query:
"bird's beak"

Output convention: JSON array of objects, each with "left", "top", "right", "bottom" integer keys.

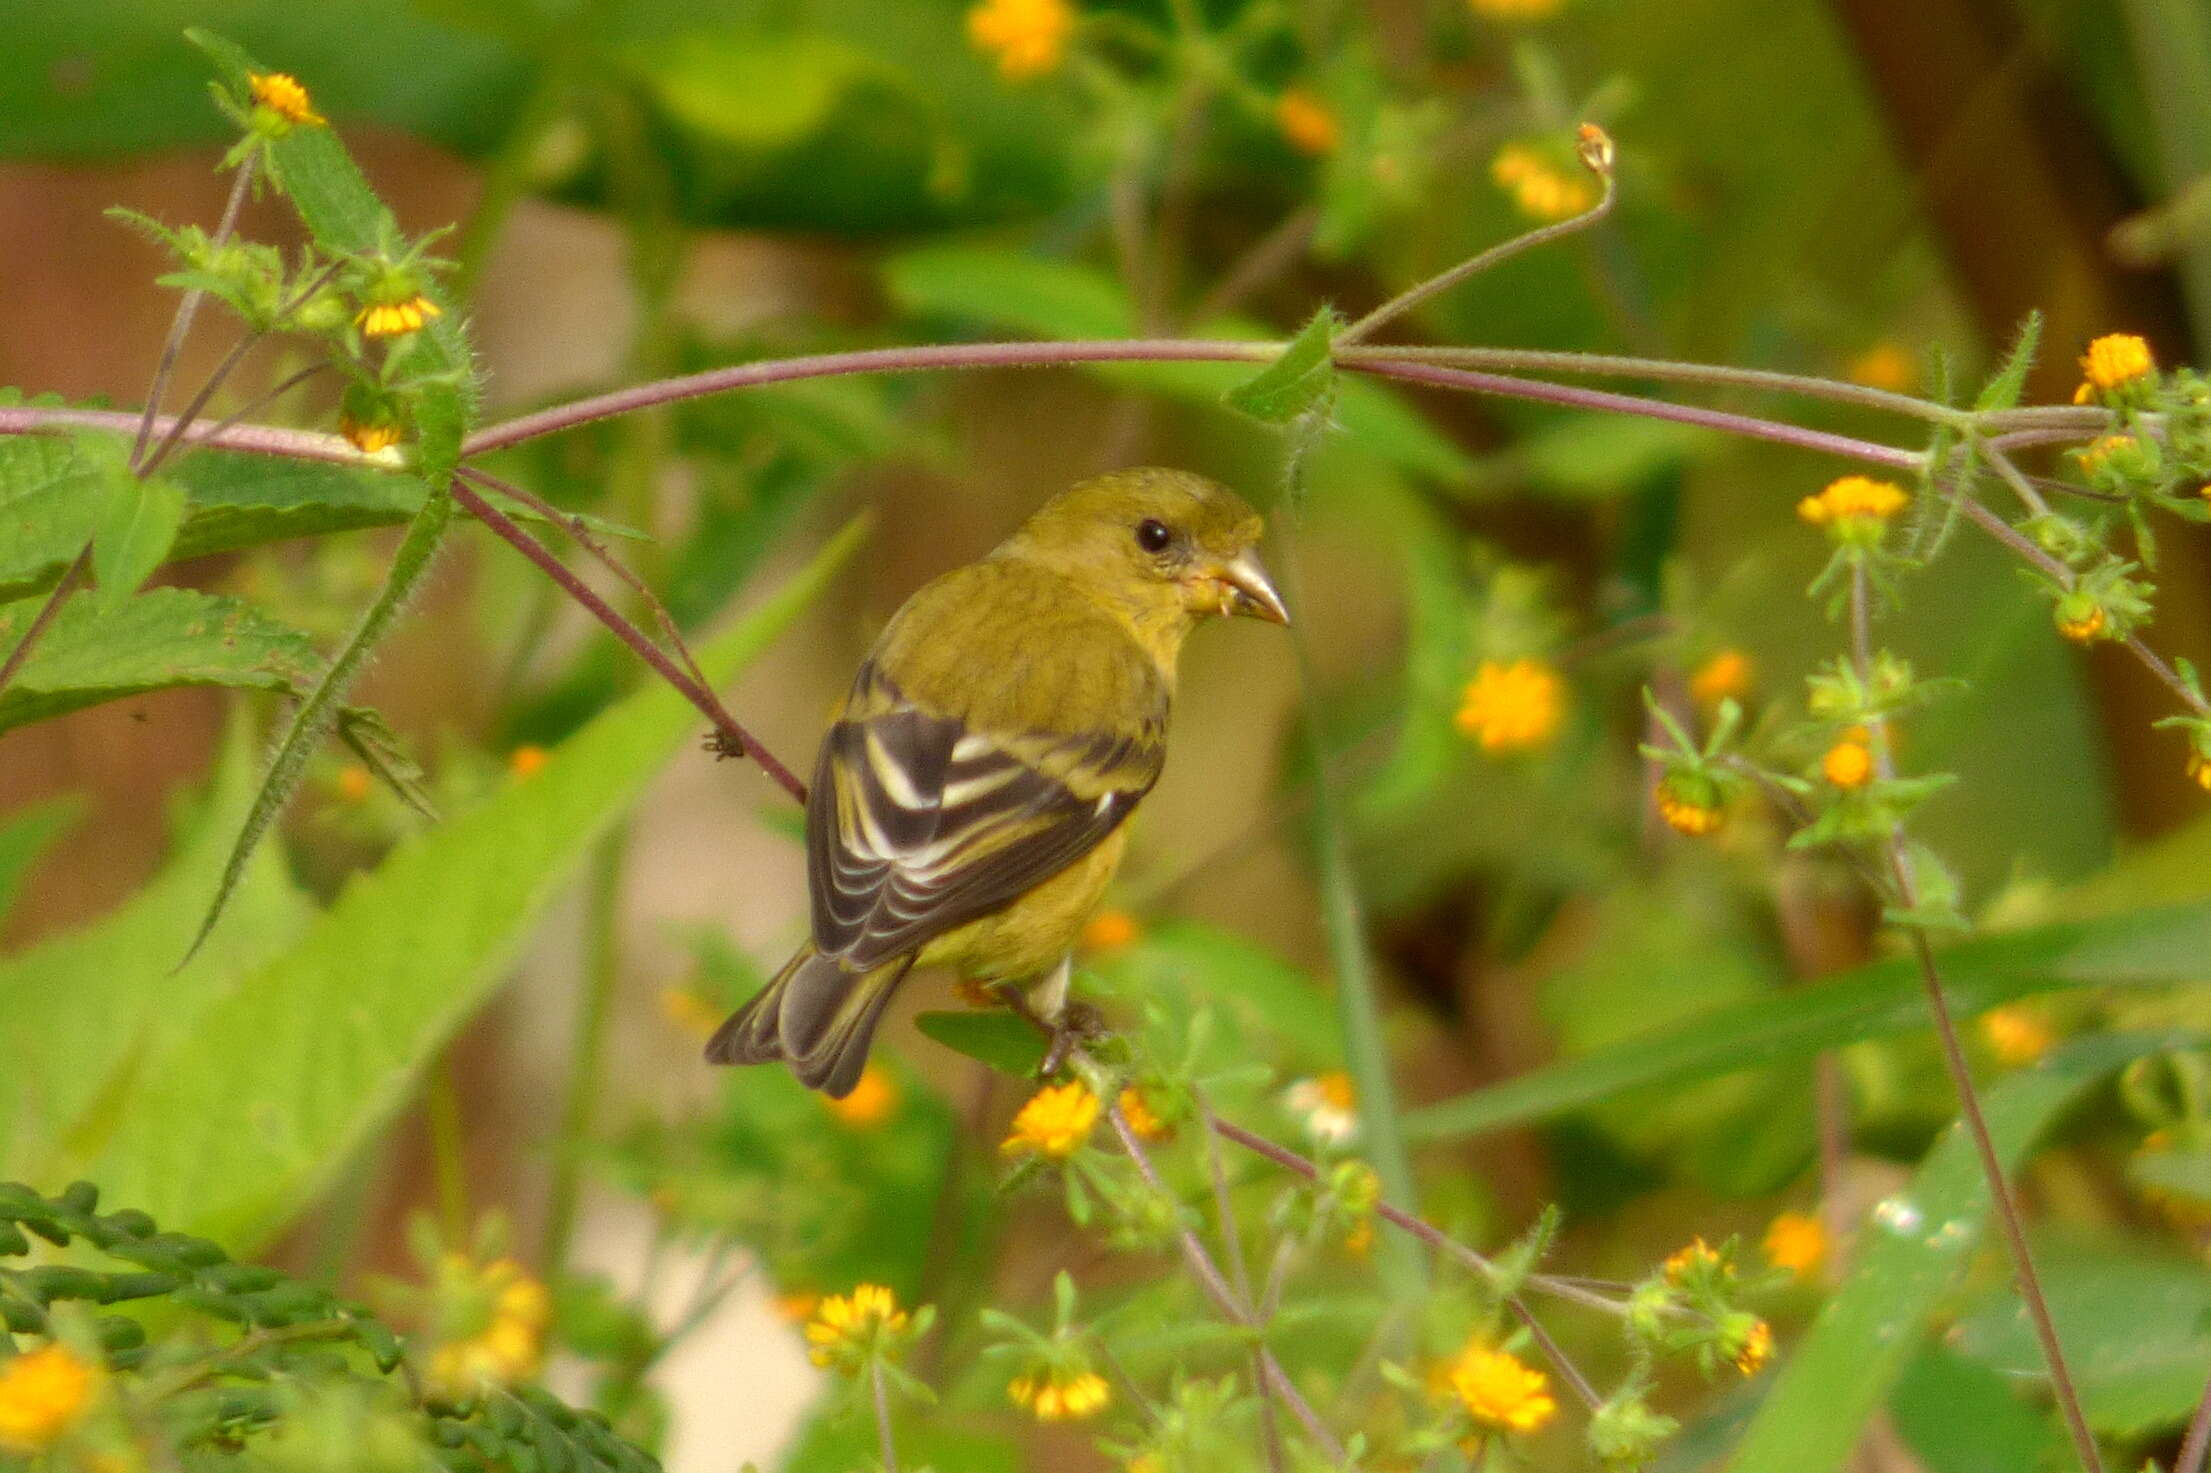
[{"left": 1212, "top": 549, "right": 1290, "bottom": 625}]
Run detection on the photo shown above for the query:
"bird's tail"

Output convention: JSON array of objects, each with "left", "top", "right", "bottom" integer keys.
[{"left": 703, "top": 942, "right": 914, "bottom": 1098}]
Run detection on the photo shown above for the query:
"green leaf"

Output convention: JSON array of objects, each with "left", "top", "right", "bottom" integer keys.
[
  {"left": 1949, "top": 1230, "right": 2211, "bottom": 1436},
  {"left": 882, "top": 246, "right": 1472, "bottom": 483},
  {"left": 914, "top": 1010, "right": 1047, "bottom": 1079},
  {"left": 1402, "top": 900, "right": 2211, "bottom": 1142},
  {"left": 0, "top": 410, "right": 105, "bottom": 601},
  {"left": 0, "top": 798, "right": 79, "bottom": 928},
  {"left": 1223, "top": 308, "right": 1342, "bottom": 425},
  {"left": 1886, "top": 1343, "right": 2061, "bottom": 1473},
  {"left": 1972, "top": 311, "right": 2042, "bottom": 413},
  {"left": 1723, "top": 1032, "right": 2185, "bottom": 1473},
  {"left": 0, "top": 723, "right": 316, "bottom": 1181},
  {"left": 0, "top": 587, "right": 322, "bottom": 735},
  {"left": 69, "top": 520, "right": 865, "bottom": 1247},
  {"left": 89, "top": 471, "right": 187, "bottom": 615},
  {"left": 180, "top": 488, "right": 454, "bottom": 964}
]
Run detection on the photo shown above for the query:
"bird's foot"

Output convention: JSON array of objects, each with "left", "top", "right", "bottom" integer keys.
[{"left": 1039, "top": 1000, "right": 1109, "bottom": 1078}]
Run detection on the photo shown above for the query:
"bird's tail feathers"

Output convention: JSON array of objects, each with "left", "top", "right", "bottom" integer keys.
[{"left": 703, "top": 943, "right": 914, "bottom": 1099}]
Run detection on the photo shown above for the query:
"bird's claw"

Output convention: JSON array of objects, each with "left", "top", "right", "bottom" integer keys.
[{"left": 1038, "top": 1000, "right": 1108, "bottom": 1078}]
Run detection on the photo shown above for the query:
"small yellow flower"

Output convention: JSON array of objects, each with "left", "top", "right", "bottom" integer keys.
[
  {"left": 1468, "top": 0, "right": 1564, "bottom": 20},
  {"left": 1117, "top": 1086, "right": 1170, "bottom": 1142},
  {"left": 1730, "top": 1317, "right": 1775, "bottom": 1376},
  {"left": 1455, "top": 658, "right": 1566, "bottom": 753},
  {"left": 1341, "top": 1216, "right": 1375, "bottom": 1257},
  {"left": 1490, "top": 143, "right": 1594, "bottom": 221},
  {"left": 804, "top": 1284, "right": 910, "bottom": 1372},
  {"left": 1821, "top": 735, "right": 1875, "bottom": 789},
  {"left": 0, "top": 1345, "right": 98, "bottom": 1453},
  {"left": 2188, "top": 748, "right": 2211, "bottom": 792},
  {"left": 2073, "top": 333, "right": 2155, "bottom": 403},
  {"left": 1797, "top": 475, "right": 1910, "bottom": 529},
  {"left": 2075, "top": 433, "right": 2139, "bottom": 478},
  {"left": 1662, "top": 1237, "right": 1721, "bottom": 1286},
  {"left": 772, "top": 1289, "right": 821, "bottom": 1323},
  {"left": 1284, "top": 1071, "right": 1359, "bottom": 1145},
  {"left": 1449, "top": 1344, "right": 1556, "bottom": 1434},
  {"left": 966, "top": 0, "right": 1074, "bottom": 80},
  {"left": 1003, "top": 1081, "right": 1101, "bottom": 1160},
  {"left": 334, "top": 763, "right": 373, "bottom": 804},
  {"left": 659, "top": 987, "right": 722, "bottom": 1041},
  {"left": 427, "top": 1257, "right": 551, "bottom": 1395},
  {"left": 826, "top": 1064, "right": 898, "bottom": 1127},
  {"left": 1275, "top": 89, "right": 1341, "bottom": 157},
  {"left": 1008, "top": 1367, "right": 1112, "bottom": 1422},
  {"left": 1080, "top": 908, "right": 1142, "bottom": 953},
  {"left": 1847, "top": 343, "right": 1917, "bottom": 394},
  {"left": 1979, "top": 1005, "right": 2053, "bottom": 1067},
  {"left": 1689, "top": 649, "right": 1753, "bottom": 708},
  {"left": 1761, "top": 1211, "right": 1826, "bottom": 1280},
  {"left": 357, "top": 295, "right": 443, "bottom": 339},
  {"left": 1655, "top": 772, "right": 1724, "bottom": 837},
  {"left": 1125, "top": 1457, "right": 1164, "bottom": 1473},
  {"left": 340, "top": 409, "right": 403, "bottom": 455},
  {"left": 509, "top": 744, "right": 548, "bottom": 778},
  {"left": 248, "top": 72, "right": 325, "bottom": 128},
  {"left": 2054, "top": 599, "right": 2106, "bottom": 644}
]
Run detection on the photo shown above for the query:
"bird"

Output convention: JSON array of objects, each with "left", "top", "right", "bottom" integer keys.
[{"left": 705, "top": 467, "right": 1289, "bottom": 1097}]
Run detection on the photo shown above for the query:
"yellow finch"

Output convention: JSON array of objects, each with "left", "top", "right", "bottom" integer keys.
[{"left": 707, "top": 468, "right": 1287, "bottom": 1096}]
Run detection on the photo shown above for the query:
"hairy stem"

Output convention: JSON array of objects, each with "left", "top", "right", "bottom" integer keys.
[
  {"left": 870, "top": 1359, "right": 901, "bottom": 1473},
  {"left": 1848, "top": 561, "right": 2105, "bottom": 1473},
  {"left": 448, "top": 474, "right": 809, "bottom": 803},
  {"left": 131, "top": 154, "right": 256, "bottom": 470}
]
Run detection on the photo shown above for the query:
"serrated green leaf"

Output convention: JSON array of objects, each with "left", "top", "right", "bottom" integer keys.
[
  {"left": 1724, "top": 1033, "right": 2186, "bottom": 1473},
  {"left": 0, "top": 587, "right": 322, "bottom": 734},
  {"left": 1224, "top": 308, "right": 1341, "bottom": 425},
  {"left": 90, "top": 472, "right": 187, "bottom": 615},
  {"left": 914, "top": 1010, "right": 1047, "bottom": 1079},
  {"left": 1403, "top": 899, "right": 2211, "bottom": 1142},
  {"left": 0, "top": 422, "right": 104, "bottom": 601},
  {"left": 181, "top": 487, "right": 454, "bottom": 965},
  {"left": 71, "top": 520, "right": 865, "bottom": 1246},
  {"left": 1972, "top": 311, "right": 2042, "bottom": 413}
]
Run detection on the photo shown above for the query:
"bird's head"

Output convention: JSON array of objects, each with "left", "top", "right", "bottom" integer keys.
[{"left": 1000, "top": 468, "right": 1289, "bottom": 635}]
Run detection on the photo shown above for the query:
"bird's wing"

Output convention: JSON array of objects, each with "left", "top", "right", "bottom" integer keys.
[{"left": 804, "top": 661, "right": 1164, "bottom": 970}]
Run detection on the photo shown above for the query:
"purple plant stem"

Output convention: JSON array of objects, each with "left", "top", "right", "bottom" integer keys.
[
  {"left": 463, "top": 339, "right": 1278, "bottom": 455},
  {"left": 1351, "top": 359, "right": 1926, "bottom": 471},
  {"left": 446, "top": 476, "right": 809, "bottom": 804}
]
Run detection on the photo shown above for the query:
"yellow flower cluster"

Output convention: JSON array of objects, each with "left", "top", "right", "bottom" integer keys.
[
  {"left": 1761, "top": 1210, "right": 1826, "bottom": 1280},
  {"left": 1455, "top": 658, "right": 1565, "bottom": 752},
  {"left": 1655, "top": 774, "right": 1724, "bottom": 837},
  {"left": 0, "top": 1345, "right": 97, "bottom": 1453},
  {"left": 1662, "top": 1237, "right": 1721, "bottom": 1285},
  {"left": 1689, "top": 649, "right": 1753, "bottom": 708},
  {"left": 2189, "top": 747, "right": 2211, "bottom": 792},
  {"left": 428, "top": 1257, "right": 551, "bottom": 1395},
  {"left": 805, "top": 1283, "right": 909, "bottom": 1371},
  {"left": 966, "top": 0, "right": 1074, "bottom": 80},
  {"left": 827, "top": 1064, "right": 899, "bottom": 1127},
  {"left": 248, "top": 72, "right": 324, "bottom": 128},
  {"left": 358, "top": 295, "right": 443, "bottom": 339},
  {"left": 1274, "top": 90, "right": 1341, "bottom": 157},
  {"left": 1979, "top": 1005, "right": 2053, "bottom": 1067},
  {"left": 1003, "top": 1081, "right": 1100, "bottom": 1159},
  {"left": 1117, "top": 1085, "right": 1170, "bottom": 1142},
  {"left": 1080, "top": 908, "right": 1141, "bottom": 953},
  {"left": 1821, "top": 732, "right": 1874, "bottom": 789},
  {"left": 1008, "top": 1365, "right": 1112, "bottom": 1421},
  {"left": 2073, "top": 332, "right": 2155, "bottom": 403},
  {"left": 1490, "top": 143, "right": 1595, "bottom": 221},
  {"left": 1449, "top": 1344, "right": 1556, "bottom": 1434},
  {"left": 1797, "top": 475, "right": 1909, "bottom": 529},
  {"left": 340, "top": 409, "right": 403, "bottom": 455},
  {"left": 1729, "top": 1317, "right": 1774, "bottom": 1376}
]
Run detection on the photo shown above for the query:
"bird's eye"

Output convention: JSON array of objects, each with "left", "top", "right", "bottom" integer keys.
[{"left": 1135, "top": 518, "right": 1173, "bottom": 553}]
